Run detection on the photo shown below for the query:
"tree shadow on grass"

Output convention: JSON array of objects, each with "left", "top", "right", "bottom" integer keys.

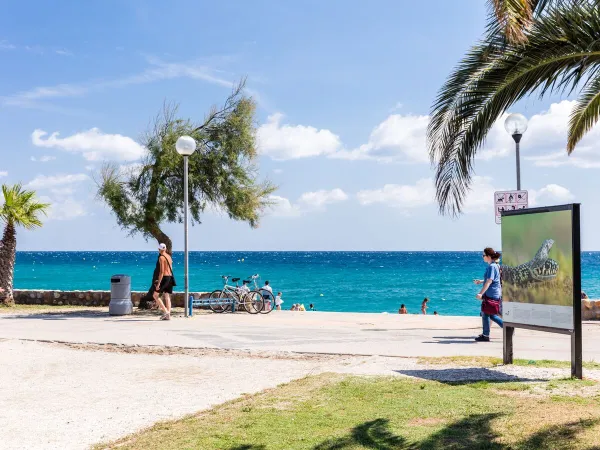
[
  {"left": 418, "top": 413, "right": 504, "bottom": 450},
  {"left": 310, "top": 415, "right": 600, "bottom": 450},
  {"left": 228, "top": 445, "right": 267, "bottom": 450},
  {"left": 518, "top": 418, "right": 600, "bottom": 450},
  {"left": 313, "top": 418, "right": 414, "bottom": 450}
]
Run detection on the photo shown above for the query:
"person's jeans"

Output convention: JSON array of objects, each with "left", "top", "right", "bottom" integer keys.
[{"left": 482, "top": 313, "right": 503, "bottom": 336}]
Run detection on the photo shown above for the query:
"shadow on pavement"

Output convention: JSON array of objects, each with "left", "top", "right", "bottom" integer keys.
[
  {"left": 0, "top": 309, "right": 168, "bottom": 321},
  {"left": 395, "top": 367, "right": 547, "bottom": 383}
]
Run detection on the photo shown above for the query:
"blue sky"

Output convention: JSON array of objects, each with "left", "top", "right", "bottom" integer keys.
[{"left": 1, "top": 1, "right": 597, "bottom": 251}]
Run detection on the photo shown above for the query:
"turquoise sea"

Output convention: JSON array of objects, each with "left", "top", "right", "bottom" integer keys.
[{"left": 14, "top": 251, "right": 600, "bottom": 316}]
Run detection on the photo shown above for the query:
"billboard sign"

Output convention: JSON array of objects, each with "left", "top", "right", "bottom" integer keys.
[
  {"left": 494, "top": 190, "right": 528, "bottom": 224},
  {"left": 500, "top": 205, "right": 580, "bottom": 330}
]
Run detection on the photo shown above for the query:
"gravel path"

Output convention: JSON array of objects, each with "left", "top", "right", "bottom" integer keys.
[{"left": 1, "top": 339, "right": 598, "bottom": 450}]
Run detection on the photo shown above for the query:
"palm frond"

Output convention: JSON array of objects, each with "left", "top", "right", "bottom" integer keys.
[
  {"left": 429, "top": 1, "right": 600, "bottom": 216},
  {"left": 0, "top": 183, "right": 50, "bottom": 229},
  {"left": 488, "top": 0, "right": 535, "bottom": 44},
  {"left": 568, "top": 74, "right": 600, "bottom": 153}
]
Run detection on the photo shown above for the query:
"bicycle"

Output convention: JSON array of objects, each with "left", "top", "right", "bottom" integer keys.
[
  {"left": 209, "top": 276, "right": 264, "bottom": 314},
  {"left": 246, "top": 274, "right": 276, "bottom": 314}
]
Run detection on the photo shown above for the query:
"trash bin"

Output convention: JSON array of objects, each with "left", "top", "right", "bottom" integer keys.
[{"left": 109, "top": 274, "right": 133, "bottom": 315}]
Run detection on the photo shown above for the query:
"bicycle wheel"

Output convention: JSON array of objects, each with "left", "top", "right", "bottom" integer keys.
[
  {"left": 243, "top": 290, "right": 264, "bottom": 314},
  {"left": 209, "top": 290, "right": 229, "bottom": 313},
  {"left": 221, "top": 289, "right": 238, "bottom": 313},
  {"left": 259, "top": 291, "right": 274, "bottom": 314}
]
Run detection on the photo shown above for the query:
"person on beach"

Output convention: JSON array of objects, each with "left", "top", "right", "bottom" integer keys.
[
  {"left": 261, "top": 280, "right": 273, "bottom": 295},
  {"left": 582, "top": 291, "right": 589, "bottom": 299},
  {"left": 399, "top": 304, "right": 408, "bottom": 314},
  {"left": 433, "top": 311, "right": 439, "bottom": 316},
  {"left": 309, "top": 303, "right": 316, "bottom": 311},
  {"left": 152, "top": 243, "right": 175, "bottom": 320},
  {"left": 421, "top": 298, "right": 429, "bottom": 315},
  {"left": 473, "top": 247, "right": 503, "bottom": 342},
  {"left": 275, "top": 292, "right": 283, "bottom": 310}
]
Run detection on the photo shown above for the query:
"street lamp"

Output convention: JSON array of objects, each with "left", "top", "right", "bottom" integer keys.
[
  {"left": 504, "top": 113, "right": 528, "bottom": 190},
  {"left": 175, "top": 135, "right": 197, "bottom": 317}
]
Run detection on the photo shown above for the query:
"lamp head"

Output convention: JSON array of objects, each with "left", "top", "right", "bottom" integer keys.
[
  {"left": 175, "top": 135, "right": 196, "bottom": 156},
  {"left": 504, "top": 113, "right": 528, "bottom": 135}
]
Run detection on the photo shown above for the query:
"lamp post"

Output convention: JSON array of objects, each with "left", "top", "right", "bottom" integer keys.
[
  {"left": 175, "top": 135, "right": 197, "bottom": 318},
  {"left": 504, "top": 113, "right": 528, "bottom": 190}
]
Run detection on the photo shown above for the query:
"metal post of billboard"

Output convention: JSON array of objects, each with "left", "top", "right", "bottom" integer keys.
[
  {"left": 501, "top": 204, "right": 582, "bottom": 379},
  {"left": 503, "top": 326, "right": 514, "bottom": 364},
  {"left": 572, "top": 204, "right": 582, "bottom": 379}
]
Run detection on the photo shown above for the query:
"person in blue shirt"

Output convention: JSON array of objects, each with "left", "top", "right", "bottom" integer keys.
[{"left": 473, "top": 247, "right": 503, "bottom": 342}]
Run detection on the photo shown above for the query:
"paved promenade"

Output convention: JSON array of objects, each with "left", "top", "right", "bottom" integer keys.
[{"left": 1, "top": 310, "right": 598, "bottom": 361}]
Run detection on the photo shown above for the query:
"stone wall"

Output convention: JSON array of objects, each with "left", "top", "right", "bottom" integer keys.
[
  {"left": 582, "top": 299, "right": 600, "bottom": 320},
  {"left": 11, "top": 290, "right": 600, "bottom": 319},
  {"left": 13, "top": 290, "right": 210, "bottom": 308}
]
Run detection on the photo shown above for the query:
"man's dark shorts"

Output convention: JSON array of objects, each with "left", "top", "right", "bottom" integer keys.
[{"left": 156, "top": 276, "right": 174, "bottom": 294}]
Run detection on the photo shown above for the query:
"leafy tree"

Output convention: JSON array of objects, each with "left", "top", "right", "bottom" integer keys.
[
  {"left": 97, "top": 82, "right": 275, "bottom": 253},
  {"left": 427, "top": 0, "right": 597, "bottom": 216},
  {"left": 0, "top": 184, "right": 49, "bottom": 306}
]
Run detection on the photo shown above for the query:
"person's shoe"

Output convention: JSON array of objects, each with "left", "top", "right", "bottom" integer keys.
[{"left": 475, "top": 335, "right": 490, "bottom": 342}]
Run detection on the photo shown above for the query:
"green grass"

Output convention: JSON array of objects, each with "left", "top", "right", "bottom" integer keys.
[
  {"left": 417, "top": 355, "right": 600, "bottom": 370},
  {"left": 96, "top": 374, "right": 600, "bottom": 450}
]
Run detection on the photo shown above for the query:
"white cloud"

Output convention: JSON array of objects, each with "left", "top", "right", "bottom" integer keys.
[
  {"left": 0, "top": 171, "right": 7, "bottom": 177},
  {"left": 491, "top": 100, "right": 600, "bottom": 168},
  {"left": 55, "top": 49, "right": 73, "bottom": 56},
  {"left": 2, "top": 56, "right": 234, "bottom": 109},
  {"left": 297, "top": 188, "right": 348, "bottom": 210},
  {"left": 84, "top": 165, "right": 95, "bottom": 171},
  {"left": 335, "top": 114, "right": 430, "bottom": 163},
  {"left": 49, "top": 187, "right": 76, "bottom": 197},
  {"left": 273, "top": 169, "right": 283, "bottom": 174},
  {"left": 357, "top": 179, "right": 434, "bottom": 208},
  {"left": 257, "top": 100, "right": 600, "bottom": 166},
  {"left": 26, "top": 173, "right": 88, "bottom": 190},
  {"left": 357, "top": 176, "right": 500, "bottom": 214},
  {"left": 31, "top": 155, "right": 56, "bottom": 162},
  {"left": 0, "top": 40, "right": 15, "bottom": 50},
  {"left": 38, "top": 195, "right": 87, "bottom": 221},
  {"left": 529, "top": 184, "right": 574, "bottom": 206},
  {"left": 389, "top": 102, "right": 403, "bottom": 112},
  {"left": 32, "top": 128, "right": 145, "bottom": 161},
  {"left": 267, "top": 188, "right": 348, "bottom": 217},
  {"left": 266, "top": 195, "right": 301, "bottom": 217},
  {"left": 257, "top": 113, "right": 342, "bottom": 160}
]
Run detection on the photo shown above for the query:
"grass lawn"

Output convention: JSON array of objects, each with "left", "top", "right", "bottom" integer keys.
[{"left": 97, "top": 374, "right": 600, "bottom": 450}]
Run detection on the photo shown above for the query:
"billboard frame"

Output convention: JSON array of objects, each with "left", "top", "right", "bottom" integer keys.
[{"left": 500, "top": 203, "right": 582, "bottom": 379}]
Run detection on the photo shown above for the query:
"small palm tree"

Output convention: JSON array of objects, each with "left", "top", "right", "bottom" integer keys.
[
  {"left": 427, "top": 0, "right": 597, "bottom": 216},
  {"left": 0, "top": 184, "right": 49, "bottom": 306}
]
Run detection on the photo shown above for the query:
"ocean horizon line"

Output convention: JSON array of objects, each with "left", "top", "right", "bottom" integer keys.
[{"left": 16, "top": 249, "right": 600, "bottom": 253}]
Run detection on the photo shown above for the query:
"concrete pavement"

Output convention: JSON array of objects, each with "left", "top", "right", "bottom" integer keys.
[{"left": 1, "top": 309, "right": 598, "bottom": 361}]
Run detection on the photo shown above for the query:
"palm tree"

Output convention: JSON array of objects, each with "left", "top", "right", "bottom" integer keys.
[
  {"left": 427, "top": 0, "right": 597, "bottom": 216},
  {"left": 0, "top": 184, "right": 49, "bottom": 306}
]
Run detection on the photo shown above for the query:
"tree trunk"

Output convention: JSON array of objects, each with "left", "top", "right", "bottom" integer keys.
[
  {"left": 147, "top": 220, "right": 173, "bottom": 255},
  {"left": 0, "top": 222, "right": 16, "bottom": 306}
]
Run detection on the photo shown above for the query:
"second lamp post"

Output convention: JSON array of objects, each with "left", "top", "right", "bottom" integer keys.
[{"left": 175, "top": 135, "right": 197, "bottom": 318}]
